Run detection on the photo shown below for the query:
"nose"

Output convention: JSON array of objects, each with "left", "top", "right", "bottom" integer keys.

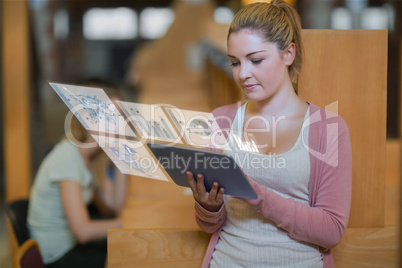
[{"left": 238, "top": 62, "right": 251, "bottom": 80}]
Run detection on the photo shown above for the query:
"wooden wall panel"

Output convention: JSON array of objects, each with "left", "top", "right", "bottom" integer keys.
[
  {"left": 333, "top": 227, "right": 398, "bottom": 267},
  {"left": 399, "top": 36, "right": 402, "bottom": 268},
  {"left": 2, "top": 0, "right": 31, "bottom": 257},
  {"left": 298, "top": 30, "right": 388, "bottom": 228},
  {"left": 2, "top": 1, "right": 31, "bottom": 200},
  {"left": 2, "top": 0, "right": 31, "bottom": 201},
  {"left": 107, "top": 229, "right": 211, "bottom": 268}
]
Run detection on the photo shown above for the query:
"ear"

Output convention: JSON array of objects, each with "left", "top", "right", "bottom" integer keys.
[{"left": 283, "top": 43, "right": 296, "bottom": 66}]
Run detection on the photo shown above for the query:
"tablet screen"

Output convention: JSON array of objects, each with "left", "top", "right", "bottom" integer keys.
[{"left": 147, "top": 142, "right": 257, "bottom": 199}]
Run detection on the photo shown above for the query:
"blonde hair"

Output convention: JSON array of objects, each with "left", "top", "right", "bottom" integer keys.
[
  {"left": 228, "top": 0, "right": 303, "bottom": 82},
  {"left": 70, "top": 115, "right": 88, "bottom": 143}
]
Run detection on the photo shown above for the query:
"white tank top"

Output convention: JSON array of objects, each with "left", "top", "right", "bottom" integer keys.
[{"left": 210, "top": 102, "right": 323, "bottom": 268}]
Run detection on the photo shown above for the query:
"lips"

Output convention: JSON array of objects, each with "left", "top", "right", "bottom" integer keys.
[{"left": 243, "top": 84, "right": 258, "bottom": 91}]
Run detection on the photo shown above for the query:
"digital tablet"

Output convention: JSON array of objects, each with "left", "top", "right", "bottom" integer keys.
[{"left": 147, "top": 142, "right": 257, "bottom": 199}]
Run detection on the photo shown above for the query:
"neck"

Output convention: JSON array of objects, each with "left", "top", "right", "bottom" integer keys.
[
  {"left": 248, "top": 82, "right": 298, "bottom": 117},
  {"left": 78, "top": 145, "right": 99, "bottom": 168}
]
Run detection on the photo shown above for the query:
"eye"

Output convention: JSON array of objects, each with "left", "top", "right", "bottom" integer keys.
[
  {"left": 230, "top": 61, "right": 239, "bottom": 67},
  {"left": 251, "top": 59, "right": 262, "bottom": 65}
]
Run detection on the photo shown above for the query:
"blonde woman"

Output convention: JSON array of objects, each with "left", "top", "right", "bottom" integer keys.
[{"left": 187, "top": 1, "right": 352, "bottom": 267}]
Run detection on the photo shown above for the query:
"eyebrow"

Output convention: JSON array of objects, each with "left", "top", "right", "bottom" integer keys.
[{"left": 228, "top": 50, "right": 266, "bottom": 58}]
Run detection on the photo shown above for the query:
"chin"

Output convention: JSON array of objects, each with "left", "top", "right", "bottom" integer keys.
[{"left": 245, "top": 93, "right": 269, "bottom": 102}]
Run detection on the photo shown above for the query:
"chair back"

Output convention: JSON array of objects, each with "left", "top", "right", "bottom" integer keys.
[
  {"left": 13, "top": 239, "right": 44, "bottom": 268},
  {"left": 5, "top": 199, "right": 30, "bottom": 245}
]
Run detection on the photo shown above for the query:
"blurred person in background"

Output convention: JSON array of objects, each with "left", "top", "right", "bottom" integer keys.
[{"left": 27, "top": 84, "right": 127, "bottom": 268}]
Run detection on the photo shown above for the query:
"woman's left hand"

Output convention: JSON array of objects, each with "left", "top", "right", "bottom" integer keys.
[{"left": 186, "top": 171, "right": 224, "bottom": 212}]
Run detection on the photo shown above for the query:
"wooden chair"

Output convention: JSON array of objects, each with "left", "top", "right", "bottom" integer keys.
[{"left": 13, "top": 239, "right": 44, "bottom": 268}]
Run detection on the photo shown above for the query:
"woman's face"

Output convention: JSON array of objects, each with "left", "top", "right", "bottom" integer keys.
[{"left": 227, "top": 30, "right": 293, "bottom": 102}]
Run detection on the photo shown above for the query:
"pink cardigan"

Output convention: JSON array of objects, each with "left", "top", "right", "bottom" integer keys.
[{"left": 195, "top": 102, "right": 352, "bottom": 268}]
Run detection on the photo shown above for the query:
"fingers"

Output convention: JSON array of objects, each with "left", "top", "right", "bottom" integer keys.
[
  {"left": 215, "top": 187, "right": 225, "bottom": 204},
  {"left": 208, "top": 182, "right": 218, "bottom": 197},
  {"left": 186, "top": 172, "right": 208, "bottom": 196},
  {"left": 186, "top": 171, "right": 198, "bottom": 198},
  {"left": 208, "top": 182, "right": 218, "bottom": 202},
  {"left": 196, "top": 174, "right": 206, "bottom": 194},
  {"left": 186, "top": 171, "right": 225, "bottom": 209}
]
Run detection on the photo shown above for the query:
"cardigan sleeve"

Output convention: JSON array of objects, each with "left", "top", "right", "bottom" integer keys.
[
  {"left": 194, "top": 201, "right": 227, "bottom": 233},
  {"left": 237, "top": 116, "right": 352, "bottom": 250}
]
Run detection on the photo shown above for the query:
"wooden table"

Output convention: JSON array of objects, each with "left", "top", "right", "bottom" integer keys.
[
  {"left": 121, "top": 176, "right": 198, "bottom": 229},
  {"left": 107, "top": 176, "right": 211, "bottom": 268}
]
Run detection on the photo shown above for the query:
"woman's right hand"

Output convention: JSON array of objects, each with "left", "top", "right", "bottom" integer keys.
[{"left": 186, "top": 171, "right": 224, "bottom": 212}]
